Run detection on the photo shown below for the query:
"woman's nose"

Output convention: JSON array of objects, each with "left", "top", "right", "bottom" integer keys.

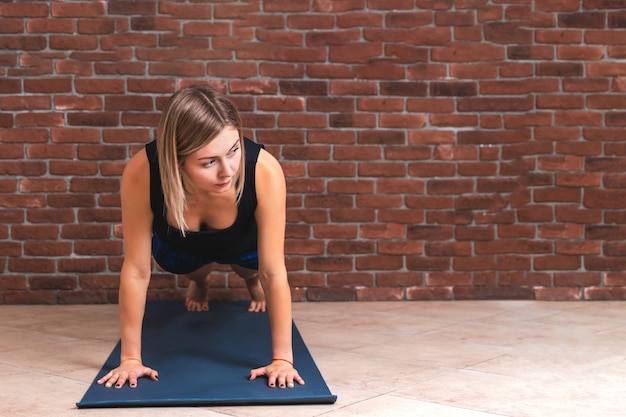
[{"left": 220, "top": 160, "right": 234, "bottom": 177}]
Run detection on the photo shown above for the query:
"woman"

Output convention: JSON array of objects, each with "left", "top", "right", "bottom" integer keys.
[{"left": 97, "top": 84, "right": 304, "bottom": 390}]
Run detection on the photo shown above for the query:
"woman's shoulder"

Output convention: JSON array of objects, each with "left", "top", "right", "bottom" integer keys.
[
  {"left": 122, "top": 145, "right": 150, "bottom": 188},
  {"left": 244, "top": 137, "right": 264, "bottom": 163},
  {"left": 255, "top": 147, "right": 284, "bottom": 188}
]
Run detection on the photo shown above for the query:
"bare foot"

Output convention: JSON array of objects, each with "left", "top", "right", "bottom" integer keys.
[
  {"left": 246, "top": 278, "right": 266, "bottom": 313},
  {"left": 185, "top": 279, "right": 209, "bottom": 312}
]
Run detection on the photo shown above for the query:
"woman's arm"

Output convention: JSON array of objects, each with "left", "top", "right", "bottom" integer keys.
[
  {"left": 98, "top": 149, "right": 158, "bottom": 389},
  {"left": 249, "top": 148, "right": 304, "bottom": 388}
]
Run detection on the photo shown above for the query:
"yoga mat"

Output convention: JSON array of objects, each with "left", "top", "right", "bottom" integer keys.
[{"left": 77, "top": 300, "right": 337, "bottom": 408}]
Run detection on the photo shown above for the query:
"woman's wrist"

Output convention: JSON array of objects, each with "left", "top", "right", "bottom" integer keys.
[{"left": 272, "top": 358, "right": 294, "bottom": 367}]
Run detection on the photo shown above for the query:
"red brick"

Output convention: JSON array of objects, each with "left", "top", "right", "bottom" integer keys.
[
  {"left": 378, "top": 209, "right": 424, "bottom": 225},
  {"left": 354, "top": 63, "right": 405, "bottom": 80},
  {"left": 357, "top": 287, "right": 404, "bottom": 301},
  {"left": 432, "top": 43, "right": 504, "bottom": 62},
  {"left": 359, "top": 224, "right": 403, "bottom": 239},
  {"left": 458, "top": 96, "right": 534, "bottom": 112},
  {"left": 78, "top": 208, "right": 122, "bottom": 223},
  {"left": 55, "top": 95, "right": 102, "bottom": 110},
  {"left": 0, "top": 2, "right": 49, "bottom": 16},
  {"left": 306, "top": 287, "right": 356, "bottom": 301},
  {"left": 538, "top": 225, "right": 582, "bottom": 240},
  {"left": 457, "top": 286, "right": 536, "bottom": 300},
  {"left": 536, "top": 29, "right": 582, "bottom": 44},
  {"left": 358, "top": 162, "right": 406, "bottom": 177},
  {"left": 0, "top": 241, "right": 21, "bottom": 257},
  {"left": 534, "top": 255, "right": 581, "bottom": 270},
  {"left": 5, "top": 290, "right": 57, "bottom": 305},
  {"left": 1, "top": 129, "right": 49, "bottom": 143},
  {"left": 587, "top": 62, "right": 626, "bottom": 76},
  {"left": 329, "top": 113, "right": 376, "bottom": 128},
  {"left": 95, "top": 62, "right": 146, "bottom": 76},
  {"left": 556, "top": 241, "right": 601, "bottom": 255},
  {"left": 9, "top": 258, "right": 55, "bottom": 273},
  {"left": 57, "top": 258, "right": 106, "bottom": 273},
  {"left": 407, "top": 286, "right": 453, "bottom": 301},
  {"left": 15, "top": 112, "right": 64, "bottom": 127},
  {"left": 0, "top": 275, "right": 27, "bottom": 290},
  {"left": 78, "top": 19, "right": 116, "bottom": 35},
  {"left": 75, "top": 78, "right": 125, "bottom": 94},
  {"left": 286, "top": 178, "right": 325, "bottom": 194},
  {"left": 604, "top": 174, "right": 626, "bottom": 189},
  {"left": 330, "top": 208, "right": 373, "bottom": 223},
  {"left": 327, "top": 180, "right": 374, "bottom": 194},
  {"left": 2, "top": 96, "right": 51, "bottom": 111},
  {"left": 3, "top": 5, "right": 626, "bottom": 303},
  {"left": 74, "top": 240, "right": 123, "bottom": 256},
  {"left": 328, "top": 240, "right": 374, "bottom": 255},
  {"left": 26, "top": 208, "right": 75, "bottom": 224},
  {"left": 408, "top": 64, "right": 448, "bottom": 80},
  {"left": 409, "top": 130, "right": 456, "bottom": 145},
  {"left": 407, "top": 256, "right": 451, "bottom": 271},
  {"left": 604, "top": 272, "right": 626, "bottom": 286},
  {"left": 556, "top": 205, "right": 602, "bottom": 224},
  {"left": 19, "top": 179, "right": 67, "bottom": 193},
  {"left": 51, "top": 128, "right": 100, "bottom": 143},
  {"left": 584, "top": 287, "right": 626, "bottom": 301},
  {"left": 0, "top": 194, "right": 46, "bottom": 208},
  {"left": 535, "top": 288, "right": 582, "bottom": 301}
]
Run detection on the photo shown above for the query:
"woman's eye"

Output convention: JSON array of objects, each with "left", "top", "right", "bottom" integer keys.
[{"left": 230, "top": 147, "right": 239, "bottom": 156}]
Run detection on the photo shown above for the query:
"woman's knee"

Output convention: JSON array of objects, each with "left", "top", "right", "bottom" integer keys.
[
  {"left": 230, "top": 264, "right": 258, "bottom": 280},
  {"left": 185, "top": 263, "right": 214, "bottom": 282}
]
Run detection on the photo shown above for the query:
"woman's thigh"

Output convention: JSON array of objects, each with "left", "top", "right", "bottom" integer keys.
[{"left": 230, "top": 264, "right": 258, "bottom": 280}]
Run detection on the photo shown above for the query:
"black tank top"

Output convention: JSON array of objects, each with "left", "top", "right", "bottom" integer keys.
[{"left": 145, "top": 138, "right": 264, "bottom": 260}]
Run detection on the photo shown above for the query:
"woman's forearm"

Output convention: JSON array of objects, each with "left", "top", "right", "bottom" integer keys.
[
  {"left": 118, "top": 267, "right": 150, "bottom": 362},
  {"left": 262, "top": 272, "right": 294, "bottom": 362}
]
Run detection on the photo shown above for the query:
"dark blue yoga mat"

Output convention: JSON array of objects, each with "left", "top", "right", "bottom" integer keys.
[{"left": 76, "top": 300, "right": 337, "bottom": 408}]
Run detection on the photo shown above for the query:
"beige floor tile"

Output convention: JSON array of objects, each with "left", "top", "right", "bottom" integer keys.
[
  {"left": 321, "top": 393, "right": 508, "bottom": 417},
  {"left": 211, "top": 385, "right": 370, "bottom": 417},
  {"left": 0, "top": 325, "right": 76, "bottom": 352},
  {"left": 296, "top": 321, "right": 398, "bottom": 351},
  {"left": 0, "top": 339, "right": 115, "bottom": 378},
  {"left": 351, "top": 336, "right": 508, "bottom": 368},
  {"left": 394, "top": 367, "right": 626, "bottom": 417},
  {"left": 1, "top": 301, "right": 625, "bottom": 417},
  {"left": 0, "top": 373, "right": 88, "bottom": 417},
  {"left": 314, "top": 350, "right": 452, "bottom": 393}
]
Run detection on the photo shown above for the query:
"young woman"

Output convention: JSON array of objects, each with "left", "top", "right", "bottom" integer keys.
[{"left": 97, "top": 84, "right": 304, "bottom": 390}]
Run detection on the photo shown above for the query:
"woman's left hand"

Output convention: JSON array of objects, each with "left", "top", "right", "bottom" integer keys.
[{"left": 249, "top": 360, "right": 305, "bottom": 388}]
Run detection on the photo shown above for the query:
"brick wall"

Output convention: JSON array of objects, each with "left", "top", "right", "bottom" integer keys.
[{"left": 1, "top": 0, "right": 626, "bottom": 304}]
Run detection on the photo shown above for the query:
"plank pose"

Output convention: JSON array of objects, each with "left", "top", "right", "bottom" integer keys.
[{"left": 98, "top": 84, "right": 304, "bottom": 390}]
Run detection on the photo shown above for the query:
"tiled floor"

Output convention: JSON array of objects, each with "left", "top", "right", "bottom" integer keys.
[{"left": 1, "top": 300, "right": 625, "bottom": 417}]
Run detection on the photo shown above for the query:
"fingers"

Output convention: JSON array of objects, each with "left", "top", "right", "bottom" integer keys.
[
  {"left": 147, "top": 368, "right": 159, "bottom": 382},
  {"left": 248, "top": 367, "right": 264, "bottom": 381},
  {"left": 293, "top": 373, "right": 305, "bottom": 386},
  {"left": 96, "top": 372, "right": 114, "bottom": 386},
  {"left": 114, "top": 373, "right": 129, "bottom": 389},
  {"left": 274, "top": 370, "right": 305, "bottom": 388},
  {"left": 96, "top": 366, "right": 159, "bottom": 389},
  {"left": 249, "top": 364, "right": 305, "bottom": 388},
  {"left": 97, "top": 371, "right": 123, "bottom": 388},
  {"left": 268, "top": 372, "right": 288, "bottom": 389},
  {"left": 128, "top": 371, "right": 138, "bottom": 389}
]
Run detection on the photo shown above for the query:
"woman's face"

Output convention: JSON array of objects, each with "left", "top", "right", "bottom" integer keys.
[{"left": 181, "top": 126, "right": 242, "bottom": 196}]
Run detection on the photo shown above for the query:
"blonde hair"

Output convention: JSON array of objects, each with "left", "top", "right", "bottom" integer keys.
[{"left": 156, "top": 84, "right": 245, "bottom": 235}]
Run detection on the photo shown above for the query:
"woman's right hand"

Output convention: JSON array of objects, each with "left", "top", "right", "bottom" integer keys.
[{"left": 97, "top": 358, "right": 159, "bottom": 389}]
